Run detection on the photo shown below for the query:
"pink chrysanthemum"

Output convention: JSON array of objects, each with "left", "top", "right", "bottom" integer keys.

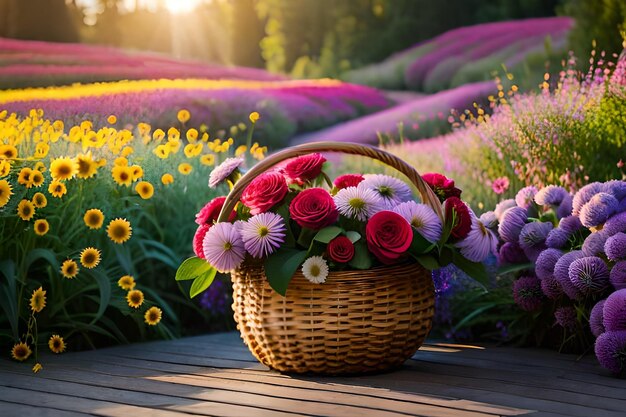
[
  {"left": 208, "top": 157, "right": 244, "bottom": 188},
  {"left": 240, "top": 212, "right": 286, "bottom": 258},
  {"left": 202, "top": 222, "right": 246, "bottom": 273}
]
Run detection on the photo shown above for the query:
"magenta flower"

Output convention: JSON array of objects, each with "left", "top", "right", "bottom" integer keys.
[
  {"left": 455, "top": 217, "right": 498, "bottom": 262},
  {"left": 568, "top": 256, "right": 610, "bottom": 294},
  {"left": 512, "top": 276, "right": 544, "bottom": 312},
  {"left": 202, "top": 222, "right": 246, "bottom": 273},
  {"left": 603, "top": 289, "right": 626, "bottom": 331},
  {"left": 240, "top": 212, "right": 286, "bottom": 258},
  {"left": 595, "top": 331, "right": 626, "bottom": 374},
  {"left": 392, "top": 201, "right": 442, "bottom": 243},
  {"left": 193, "top": 223, "right": 211, "bottom": 259},
  {"left": 491, "top": 176, "right": 510, "bottom": 195},
  {"left": 590, "top": 299, "right": 606, "bottom": 338}
]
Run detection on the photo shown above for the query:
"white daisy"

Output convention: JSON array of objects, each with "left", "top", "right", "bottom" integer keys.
[
  {"left": 301, "top": 256, "right": 329, "bottom": 284},
  {"left": 359, "top": 174, "right": 413, "bottom": 208},
  {"left": 334, "top": 186, "right": 385, "bottom": 221}
]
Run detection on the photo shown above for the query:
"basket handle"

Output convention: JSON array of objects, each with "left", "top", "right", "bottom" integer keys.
[{"left": 217, "top": 141, "right": 443, "bottom": 222}]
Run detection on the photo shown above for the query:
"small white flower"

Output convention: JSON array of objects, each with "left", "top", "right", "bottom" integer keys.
[{"left": 301, "top": 256, "right": 329, "bottom": 284}]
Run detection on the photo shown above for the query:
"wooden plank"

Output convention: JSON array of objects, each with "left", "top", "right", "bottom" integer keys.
[{"left": 0, "top": 401, "right": 90, "bottom": 417}]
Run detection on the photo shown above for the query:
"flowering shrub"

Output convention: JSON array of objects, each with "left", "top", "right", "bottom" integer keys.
[
  {"left": 177, "top": 157, "right": 495, "bottom": 298},
  {"left": 0, "top": 108, "right": 265, "bottom": 370},
  {"left": 487, "top": 181, "right": 626, "bottom": 375}
]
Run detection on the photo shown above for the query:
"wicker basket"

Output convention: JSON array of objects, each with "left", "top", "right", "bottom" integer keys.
[{"left": 217, "top": 142, "right": 441, "bottom": 374}]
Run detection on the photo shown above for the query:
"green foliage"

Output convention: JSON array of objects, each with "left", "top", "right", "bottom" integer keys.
[{"left": 264, "top": 248, "right": 308, "bottom": 296}]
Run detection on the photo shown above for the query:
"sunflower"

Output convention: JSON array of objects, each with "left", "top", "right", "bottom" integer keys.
[
  {"left": 17, "top": 167, "right": 32, "bottom": 187},
  {"left": 48, "top": 335, "right": 66, "bottom": 353},
  {"left": 0, "top": 179, "right": 12, "bottom": 208},
  {"left": 60, "top": 259, "right": 79, "bottom": 279},
  {"left": 178, "top": 163, "right": 192, "bottom": 175},
  {"left": 135, "top": 181, "right": 154, "bottom": 199},
  {"left": 161, "top": 173, "right": 174, "bottom": 185},
  {"left": 200, "top": 154, "right": 215, "bottom": 166},
  {"left": 50, "top": 156, "right": 77, "bottom": 180},
  {"left": 168, "top": 127, "right": 180, "bottom": 141},
  {"left": 107, "top": 218, "right": 132, "bottom": 244},
  {"left": 126, "top": 289, "right": 144, "bottom": 308},
  {"left": 75, "top": 152, "right": 98, "bottom": 179},
  {"left": 31, "top": 170, "right": 44, "bottom": 187},
  {"left": 117, "top": 275, "right": 136, "bottom": 290},
  {"left": 35, "top": 142, "right": 49, "bottom": 158},
  {"left": 144, "top": 306, "right": 162, "bottom": 325},
  {"left": 0, "top": 144, "right": 18, "bottom": 159},
  {"left": 0, "top": 160, "right": 11, "bottom": 177},
  {"left": 83, "top": 208, "right": 104, "bottom": 229},
  {"left": 32, "top": 192, "right": 47, "bottom": 208},
  {"left": 80, "top": 247, "right": 101, "bottom": 269},
  {"left": 111, "top": 165, "right": 133, "bottom": 187},
  {"left": 34, "top": 161, "right": 46, "bottom": 172},
  {"left": 154, "top": 145, "right": 170, "bottom": 159},
  {"left": 30, "top": 286, "right": 46, "bottom": 313},
  {"left": 11, "top": 342, "right": 31, "bottom": 361},
  {"left": 184, "top": 143, "right": 203, "bottom": 158},
  {"left": 17, "top": 199, "right": 35, "bottom": 221},
  {"left": 114, "top": 157, "right": 128, "bottom": 167},
  {"left": 48, "top": 180, "right": 67, "bottom": 198},
  {"left": 177, "top": 109, "right": 190, "bottom": 123},
  {"left": 130, "top": 165, "right": 143, "bottom": 181},
  {"left": 34, "top": 219, "right": 49, "bottom": 236},
  {"left": 107, "top": 114, "right": 117, "bottom": 124}
]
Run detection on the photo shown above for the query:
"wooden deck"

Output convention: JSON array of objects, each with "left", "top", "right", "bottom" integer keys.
[{"left": 1, "top": 331, "right": 625, "bottom": 417}]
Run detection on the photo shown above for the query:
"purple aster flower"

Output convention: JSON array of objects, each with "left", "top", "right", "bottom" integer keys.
[
  {"left": 202, "top": 222, "right": 246, "bottom": 273},
  {"left": 590, "top": 299, "right": 606, "bottom": 337},
  {"left": 541, "top": 275, "right": 563, "bottom": 299},
  {"left": 572, "top": 182, "right": 603, "bottom": 216},
  {"left": 498, "top": 207, "right": 528, "bottom": 243},
  {"left": 595, "top": 331, "right": 626, "bottom": 374},
  {"left": 512, "top": 276, "right": 544, "bottom": 312},
  {"left": 605, "top": 232, "right": 626, "bottom": 261},
  {"left": 582, "top": 231, "right": 609, "bottom": 257},
  {"left": 553, "top": 250, "right": 584, "bottom": 300},
  {"left": 359, "top": 174, "right": 413, "bottom": 208},
  {"left": 604, "top": 211, "right": 626, "bottom": 236},
  {"left": 208, "top": 157, "right": 244, "bottom": 188},
  {"left": 498, "top": 241, "right": 529, "bottom": 265},
  {"left": 240, "top": 212, "right": 286, "bottom": 258},
  {"left": 199, "top": 280, "right": 230, "bottom": 315},
  {"left": 559, "top": 215, "right": 583, "bottom": 234},
  {"left": 515, "top": 186, "right": 538, "bottom": 209},
  {"left": 494, "top": 199, "right": 517, "bottom": 221},
  {"left": 536, "top": 248, "right": 563, "bottom": 279},
  {"left": 334, "top": 186, "right": 385, "bottom": 221},
  {"left": 554, "top": 306, "right": 577, "bottom": 331},
  {"left": 519, "top": 221, "right": 553, "bottom": 262},
  {"left": 546, "top": 228, "right": 570, "bottom": 249},
  {"left": 455, "top": 217, "right": 498, "bottom": 262},
  {"left": 603, "top": 180, "right": 626, "bottom": 201},
  {"left": 568, "top": 256, "right": 610, "bottom": 294},
  {"left": 610, "top": 261, "right": 626, "bottom": 290},
  {"left": 603, "top": 289, "right": 626, "bottom": 331},
  {"left": 479, "top": 211, "right": 498, "bottom": 229},
  {"left": 535, "top": 185, "right": 570, "bottom": 207},
  {"left": 579, "top": 192, "right": 619, "bottom": 228},
  {"left": 393, "top": 201, "right": 442, "bottom": 243}
]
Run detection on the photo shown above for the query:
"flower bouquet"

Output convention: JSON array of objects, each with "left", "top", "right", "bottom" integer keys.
[{"left": 176, "top": 142, "right": 494, "bottom": 374}]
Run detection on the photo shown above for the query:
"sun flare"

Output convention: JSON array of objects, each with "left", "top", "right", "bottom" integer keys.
[{"left": 164, "top": 0, "right": 202, "bottom": 14}]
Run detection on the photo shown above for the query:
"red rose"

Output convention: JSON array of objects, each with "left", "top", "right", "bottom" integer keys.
[
  {"left": 289, "top": 188, "right": 338, "bottom": 230},
  {"left": 445, "top": 196, "right": 472, "bottom": 240},
  {"left": 284, "top": 153, "right": 326, "bottom": 185},
  {"left": 193, "top": 223, "right": 211, "bottom": 259},
  {"left": 195, "top": 196, "right": 236, "bottom": 225},
  {"left": 241, "top": 172, "right": 288, "bottom": 215},
  {"left": 327, "top": 236, "right": 355, "bottom": 263},
  {"left": 422, "top": 172, "right": 462, "bottom": 202},
  {"left": 366, "top": 211, "right": 412, "bottom": 265},
  {"left": 333, "top": 174, "right": 364, "bottom": 190}
]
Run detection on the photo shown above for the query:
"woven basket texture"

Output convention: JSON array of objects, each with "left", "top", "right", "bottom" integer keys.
[{"left": 232, "top": 261, "right": 435, "bottom": 374}]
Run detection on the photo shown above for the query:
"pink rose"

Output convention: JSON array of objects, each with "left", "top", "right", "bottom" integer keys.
[
  {"left": 333, "top": 174, "right": 364, "bottom": 190},
  {"left": 445, "top": 197, "right": 472, "bottom": 240},
  {"left": 422, "top": 172, "right": 461, "bottom": 202},
  {"left": 195, "top": 196, "right": 236, "bottom": 225},
  {"left": 365, "top": 211, "right": 412, "bottom": 265},
  {"left": 284, "top": 153, "right": 326, "bottom": 185},
  {"left": 327, "top": 236, "right": 355, "bottom": 263},
  {"left": 241, "top": 172, "right": 289, "bottom": 215},
  {"left": 289, "top": 188, "right": 338, "bottom": 230}
]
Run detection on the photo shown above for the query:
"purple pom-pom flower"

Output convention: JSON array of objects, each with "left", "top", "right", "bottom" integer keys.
[
  {"left": 559, "top": 215, "right": 583, "bottom": 234},
  {"left": 519, "top": 221, "right": 553, "bottom": 261},
  {"left": 554, "top": 306, "right": 577, "bottom": 331},
  {"left": 546, "top": 228, "right": 570, "bottom": 249},
  {"left": 603, "top": 289, "right": 626, "bottom": 331},
  {"left": 572, "top": 182, "right": 603, "bottom": 216},
  {"left": 498, "top": 207, "right": 528, "bottom": 243},
  {"left": 604, "top": 211, "right": 626, "bottom": 236},
  {"left": 557, "top": 194, "right": 573, "bottom": 219},
  {"left": 535, "top": 248, "right": 563, "bottom": 279},
  {"left": 582, "top": 231, "right": 609, "bottom": 257},
  {"left": 512, "top": 276, "right": 544, "bottom": 312},
  {"left": 610, "top": 261, "right": 626, "bottom": 290},
  {"left": 553, "top": 250, "right": 585, "bottom": 300},
  {"left": 595, "top": 331, "right": 626, "bottom": 374},
  {"left": 535, "top": 185, "right": 569, "bottom": 206},
  {"left": 603, "top": 180, "right": 626, "bottom": 201},
  {"left": 515, "top": 186, "right": 538, "bottom": 209},
  {"left": 497, "top": 241, "right": 529, "bottom": 265},
  {"left": 541, "top": 275, "right": 563, "bottom": 299},
  {"left": 605, "top": 232, "right": 626, "bottom": 261},
  {"left": 568, "top": 256, "right": 610, "bottom": 294},
  {"left": 590, "top": 299, "right": 606, "bottom": 338},
  {"left": 494, "top": 199, "right": 517, "bottom": 221},
  {"left": 579, "top": 192, "right": 619, "bottom": 228}
]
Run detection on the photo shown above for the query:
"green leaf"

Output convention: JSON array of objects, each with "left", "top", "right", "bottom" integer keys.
[
  {"left": 89, "top": 269, "right": 112, "bottom": 324},
  {"left": 409, "top": 229, "right": 434, "bottom": 255},
  {"left": 313, "top": 226, "right": 342, "bottom": 244},
  {"left": 453, "top": 252, "right": 489, "bottom": 286},
  {"left": 497, "top": 262, "right": 534, "bottom": 275},
  {"left": 345, "top": 231, "right": 361, "bottom": 243},
  {"left": 264, "top": 248, "right": 308, "bottom": 296},
  {"left": 189, "top": 267, "right": 218, "bottom": 298},
  {"left": 349, "top": 240, "right": 373, "bottom": 270},
  {"left": 25, "top": 248, "right": 58, "bottom": 272},
  {"left": 0, "top": 260, "right": 18, "bottom": 338},
  {"left": 296, "top": 228, "right": 317, "bottom": 248},
  {"left": 176, "top": 257, "right": 213, "bottom": 281},
  {"left": 275, "top": 203, "right": 296, "bottom": 247},
  {"left": 413, "top": 255, "right": 440, "bottom": 270}
]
